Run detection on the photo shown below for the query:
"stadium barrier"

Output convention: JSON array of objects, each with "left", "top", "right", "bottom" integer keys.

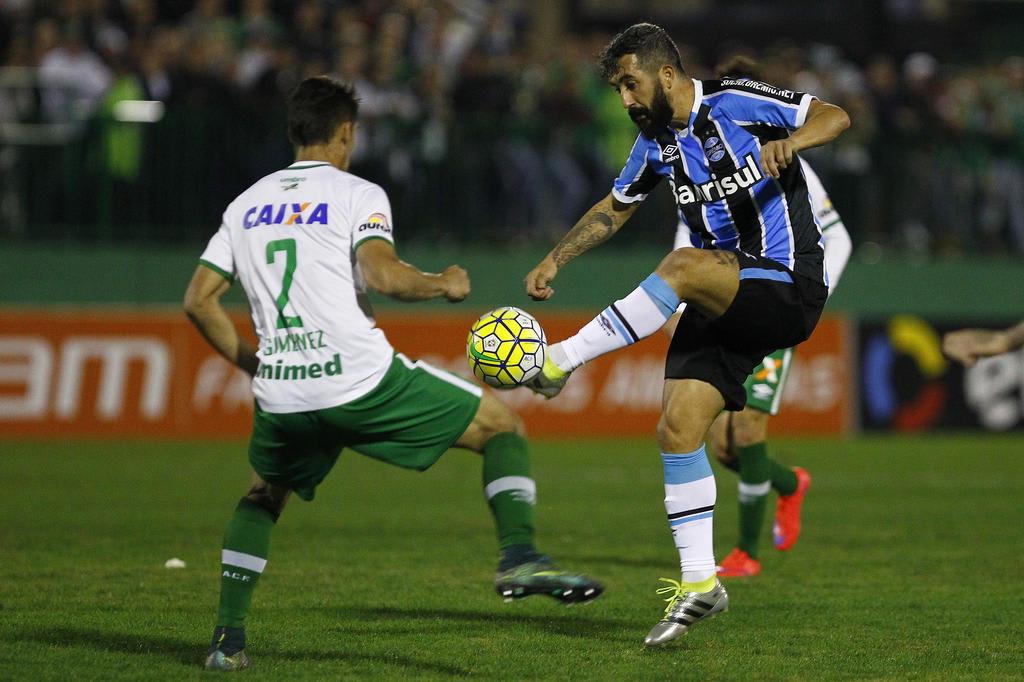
[{"left": 0, "top": 309, "right": 852, "bottom": 439}]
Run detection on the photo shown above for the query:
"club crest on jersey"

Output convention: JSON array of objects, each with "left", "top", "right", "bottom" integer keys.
[
  {"left": 357, "top": 212, "right": 391, "bottom": 234},
  {"left": 673, "top": 152, "right": 764, "bottom": 206},
  {"left": 244, "top": 202, "right": 328, "bottom": 229},
  {"left": 703, "top": 137, "right": 726, "bottom": 163}
]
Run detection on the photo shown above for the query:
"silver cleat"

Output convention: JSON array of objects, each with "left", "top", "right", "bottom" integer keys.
[
  {"left": 524, "top": 356, "right": 571, "bottom": 399},
  {"left": 644, "top": 578, "right": 729, "bottom": 647},
  {"left": 204, "top": 649, "right": 252, "bottom": 671}
]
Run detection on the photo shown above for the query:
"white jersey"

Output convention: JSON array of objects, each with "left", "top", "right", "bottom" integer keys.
[
  {"left": 199, "top": 161, "right": 397, "bottom": 413},
  {"left": 799, "top": 160, "right": 851, "bottom": 290},
  {"left": 673, "top": 157, "right": 851, "bottom": 295}
]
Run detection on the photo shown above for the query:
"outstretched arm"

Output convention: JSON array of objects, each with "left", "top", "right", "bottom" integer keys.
[
  {"left": 525, "top": 192, "right": 638, "bottom": 300},
  {"left": 943, "top": 322, "right": 1024, "bottom": 367},
  {"left": 761, "top": 99, "right": 851, "bottom": 178},
  {"left": 183, "top": 265, "right": 260, "bottom": 376},
  {"left": 356, "top": 238, "right": 470, "bottom": 303}
]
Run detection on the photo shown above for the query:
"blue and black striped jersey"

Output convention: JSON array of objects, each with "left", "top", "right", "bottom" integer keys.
[{"left": 613, "top": 78, "right": 826, "bottom": 285}]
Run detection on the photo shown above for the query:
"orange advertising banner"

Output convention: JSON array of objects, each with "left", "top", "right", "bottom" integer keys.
[{"left": 0, "top": 309, "right": 852, "bottom": 439}]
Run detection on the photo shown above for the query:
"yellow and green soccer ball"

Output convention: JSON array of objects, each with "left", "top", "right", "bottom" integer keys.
[{"left": 467, "top": 307, "right": 546, "bottom": 388}]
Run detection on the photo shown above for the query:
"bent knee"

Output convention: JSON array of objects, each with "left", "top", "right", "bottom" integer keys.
[
  {"left": 731, "top": 409, "right": 770, "bottom": 447},
  {"left": 656, "top": 248, "right": 701, "bottom": 287},
  {"left": 245, "top": 483, "right": 290, "bottom": 517},
  {"left": 479, "top": 393, "right": 523, "bottom": 436},
  {"left": 656, "top": 413, "right": 704, "bottom": 454},
  {"left": 459, "top": 393, "right": 525, "bottom": 452},
  {"left": 709, "top": 431, "right": 733, "bottom": 465},
  {"left": 494, "top": 405, "right": 525, "bottom": 438}
]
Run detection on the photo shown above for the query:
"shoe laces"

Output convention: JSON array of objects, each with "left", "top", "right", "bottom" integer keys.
[{"left": 655, "top": 577, "right": 688, "bottom": 614}]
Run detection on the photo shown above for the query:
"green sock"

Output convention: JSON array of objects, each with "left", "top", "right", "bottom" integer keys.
[
  {"left": 217, "top": 498, "right": 277, "bottom": 629},
  {"left": 482, "top": 433, "right": 536, "bottom": 559},
  {"left": 736, "top": 442, "right": 771, "bottom": 559},
  {"left": 770, "top": 459, "right": 798, "bottom": 496}
]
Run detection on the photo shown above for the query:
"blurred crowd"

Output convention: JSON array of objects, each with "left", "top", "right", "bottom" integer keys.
[{"left": 2, "top": 0, "right": 1024, "bottom": 255}]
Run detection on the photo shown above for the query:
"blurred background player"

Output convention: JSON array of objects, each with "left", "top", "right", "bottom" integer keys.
[
  {"left": 524, "top": 24, "right": 849, "bottom": 646},
  {"left": 185, "top": 76, "right": 601, "bottom": 672},
  {"left": 663, "top": 55, "right": 854, "bottom": 578},
  {"left": 943, "top": 322, "right": 1024, "bottom": 366}
]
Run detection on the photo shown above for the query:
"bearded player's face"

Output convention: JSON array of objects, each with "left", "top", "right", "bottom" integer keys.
[{"left": 609, "top": 54, "right": 673, "bottom": 138}]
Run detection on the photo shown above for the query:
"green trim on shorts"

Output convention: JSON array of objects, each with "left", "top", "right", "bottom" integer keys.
[
  {"left": 248, "top": 354, "right": 481, "bottom": 501},
  {"left": 743, "top": 347, "right": 794, "bottom": 416}
]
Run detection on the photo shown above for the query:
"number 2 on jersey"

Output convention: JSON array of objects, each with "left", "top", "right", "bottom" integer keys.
[{"left": 266, "top": 238, "right": 303, "bottom": 329}]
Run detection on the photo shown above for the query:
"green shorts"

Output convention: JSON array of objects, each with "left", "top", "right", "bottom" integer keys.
[
  {"left": 743, "top": 347, "right": 794, "bottom": 416},
  {"left": 248, "top": 353, "right": 482, "bottom": 501}
]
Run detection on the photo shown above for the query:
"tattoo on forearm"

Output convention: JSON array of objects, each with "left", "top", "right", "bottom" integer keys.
[
  {"left": 713, "top": 250, "right": 738, "bottom": 267},
  {"left": 551, "top": 211, "right": 615, "bottom": 267}
]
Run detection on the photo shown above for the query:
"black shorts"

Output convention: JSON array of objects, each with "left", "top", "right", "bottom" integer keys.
[{"left": 665, "top": 253, "right": 828, "bottom": 411}]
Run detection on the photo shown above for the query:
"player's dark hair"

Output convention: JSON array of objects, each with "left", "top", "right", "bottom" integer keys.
[
  {"left": 715, "top": 55, "right": 763, "bottom": 81},
  {"left": 287, "top": 76, "right": 359, "bottom": 148},
  {"left": 598, "top": 23, "right": 684, "bottom": 81}
]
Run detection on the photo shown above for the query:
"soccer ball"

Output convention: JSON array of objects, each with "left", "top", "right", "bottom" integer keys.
[{"left": 467, "top": 307, "right": 546, "bottom": 388}]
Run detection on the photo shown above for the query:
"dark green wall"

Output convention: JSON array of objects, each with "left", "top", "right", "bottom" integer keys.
[{"left": 3, "top": 244, "right": 1023, "bottom": 321}]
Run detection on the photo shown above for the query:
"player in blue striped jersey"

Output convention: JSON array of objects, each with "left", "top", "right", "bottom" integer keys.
[
  {"left": 671, "top": 55, "right": 853, "bottom": 579},
  {"left": 523, "top": 24, "right": 849, "bottom": 646},
  {"left": 613, "top": 69, "right": 827, "bottom": 285}
]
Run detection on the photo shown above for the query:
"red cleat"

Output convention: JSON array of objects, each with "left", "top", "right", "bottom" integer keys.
[
  {"left": 716, "top": 547, "right": 761, "bottom": 578},
  {"left": 773, "top": 467, "right": 811, "bottom": 551}
]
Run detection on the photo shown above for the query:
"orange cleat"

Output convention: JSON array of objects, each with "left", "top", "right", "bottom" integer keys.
[
  {"left": 716, "top": 547, "right": 761, "bottom": 578},
  {"left": 773, "top": 467, "right": 811, "bottom": 551}
]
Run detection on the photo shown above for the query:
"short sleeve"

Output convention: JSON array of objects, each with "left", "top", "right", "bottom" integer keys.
[
  {"left": 352, "top": 183, "right": 395, "bottom": 249},
  {"left": 710, "top": 79, "right": 815, "bottom": 130},
  {"left": 612, "top": 135, "right": 664, "bottom": 204},
  {"left": 198, "top": 222, "right": 235, "bottom": 281}
]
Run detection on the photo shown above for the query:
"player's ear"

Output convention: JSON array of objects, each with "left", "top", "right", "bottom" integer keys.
[
  {"left": 335, "top": 120, "right": 356, "bottom": 147},
  {"left": 660, "top": 64, "right": 674, "bottom": 89}
]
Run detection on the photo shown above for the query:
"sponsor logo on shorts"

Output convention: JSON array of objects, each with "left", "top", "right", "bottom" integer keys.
[{"left": 754, "top": 356, "right": 782, "bottom": 383}]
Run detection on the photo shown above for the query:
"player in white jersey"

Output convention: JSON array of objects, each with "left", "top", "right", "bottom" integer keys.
[
  {"left": 666, "top": 55, "right": 852, "bottom": 578},
  {"left": 184, "top": 77, "right": 602, "bottom": 672}
]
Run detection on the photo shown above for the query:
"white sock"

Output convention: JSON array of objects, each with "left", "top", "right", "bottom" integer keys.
[
  {"left": 555, "top": 273, "right": 680, "bottom": 371},
  {"left": 662, "top": 445, "right": 717, "bottom": 584}
]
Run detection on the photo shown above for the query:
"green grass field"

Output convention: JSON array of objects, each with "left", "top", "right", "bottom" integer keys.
[{"left": 2, "top": 435, "right": 1022, "bottom": 680}]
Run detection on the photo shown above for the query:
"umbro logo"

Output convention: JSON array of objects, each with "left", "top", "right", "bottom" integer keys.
[{"left": 662, "top": 145, "right": 680, "bottom": 162}]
